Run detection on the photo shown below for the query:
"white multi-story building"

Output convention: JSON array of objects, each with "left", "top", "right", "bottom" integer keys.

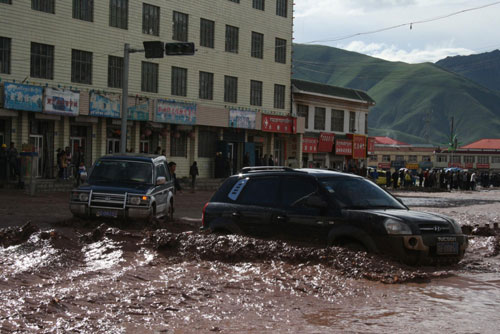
[{"left": 0, "top": 0, "right": 293, "bottom": 178}]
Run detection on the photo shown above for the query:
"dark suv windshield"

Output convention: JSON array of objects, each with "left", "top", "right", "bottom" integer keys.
[
  {"left": 319, "top": 176, "right": 406, "bottom": 210},
  {"left": 89, "top": 160, "right": 153, "bottom": 185}
]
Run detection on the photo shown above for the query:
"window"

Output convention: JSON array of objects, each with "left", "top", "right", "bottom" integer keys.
[
  {"left": 382, "top": 155, "right": 391, "bottom": 162},
  {"left": 71, "top": 49, "right": 92, "bottom": 84},
  {"left": 198, "top": 129, "right": 217, "bottom": 158},
  {"left": 224, "top": 76, "right": 238, "bottom": 103},
  {"left": 331, "top": 109, "right": 344, "bottom": 132},
  {"left": 73, "top": 0, "right": 93, "bottom": 21},
  {"left": 141, "top": 61, "right": 158, "bottom": 93},
  {"left": 437, "top": 155, "right": 447, "bottom": 163},
  {"left": 274, "top": 84, "right": 285, "bottom": 109},
  {"left": 281, "top": 176, "right": 318, "bottom": 208},
  {"left": 228, "top": 0, "right": 239, "bottom": 2},
  {"left": 369, "top": 155, "right": 378, "bottom": 162},
  {"left": 30, "top": 42, "right": 54, "bottom": 80},
  {"left": 171, "top": 66, "right": 187, "bottom": 96},
  {"left": 0, "top": 0, "right": 12, "bottom": 4},
  {"left": 451, "top": 155, "right": 461, "bottom": 163},
  {"left": 109, "top": 0, "right": 128, "bottom": 29},
  {"left": 251, "top": 32, "right": 264, "bottom": 59},
  {"left": 408, "top": 155, "right": 417, "bottom": 163},
  {"left": 238, "top": 177, "right": 280, "bottom": 206},
  {"left": 156, "top": 164, "right": 167, "bottom": 179},
  {"left": 170, "top": 132, "right": 187, "bottom": 157},
  {"left": 32, "top": 0, "right": 54, "bottom": 13},
  {"left": 142, "top": 3, "right": 159, "bottom": 36},
  {"left": 421, "top": 155, "right": 431, "bottom": 162},
  {"left": 250, "top": 80, "right": 262, "bottom": 106},
  {"left": 108, "top": 55, "right": 123, "bottom": 88},
  {"left": 314, "top": 107, "right": 326, "bottom": 130},
  {"left": 477, "top": 156, "right": 489, "bottom": 164},
  {"left": 275, "top": 38, "right": 286, "bottom": 63},
  {"left": 199, "top": 71, "right": 213, "bottom": 100},
  {"left": 463, "top": 156, "right": 475, "bottom": 163},
  {"left": 276, "top": 0, "right": 287, "bottom": 17},
  {"left": 200, "top": 18, "right": 215, "bottom": 48},
  {"left": 349, "top": 111, "right": 356, "bottom": 132},
  {"left": 173, "top": 11, "right": 188, "bottom": 42},
  {"left": 297, "top": 104, "right": 308, "bottom": 129},
  {"left": 491, "top": 156, "right": 500, "bottom": 163},
  {"left": 0, "top": 37, "right": 11, "bottom": 74},
  {"left": 395, "top": 155, "right": 404, "bottom": 161},
  {"left": 253, "top": 0, "right": 264, "bottom": 11},
  {"left": 225, "top": 25, "right": 239, "bottom": 53}
]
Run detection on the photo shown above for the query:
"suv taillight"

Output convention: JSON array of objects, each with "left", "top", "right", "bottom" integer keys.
[{"left": 201, "top": 202, "right": 209, "bottom": 228}]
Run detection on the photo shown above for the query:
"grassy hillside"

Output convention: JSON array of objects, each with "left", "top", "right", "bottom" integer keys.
[{"left": 293, "top": 44, "right": 500, "bottom": 145}]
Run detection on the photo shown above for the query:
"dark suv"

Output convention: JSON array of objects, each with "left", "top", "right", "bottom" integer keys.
[
  {"left": 202, "top": 167, "right": 468, "bottom": 264},
  {"left": 70, "top": 154, "right": 174, "bottom": 222}
]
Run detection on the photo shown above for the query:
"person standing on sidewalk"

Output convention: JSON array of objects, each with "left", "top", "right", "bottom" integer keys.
[
  {"left": 0, "top": 144, "right": 7, "bottom": 186},
  {"left": 7, "top": 142, "right": 19, "bottom": 180},
  {"left": 168, "top": 161, "right": 182, "bottom": 194},
  {"left": 189, "top": 161, "right": 199, "bottom": 193}
]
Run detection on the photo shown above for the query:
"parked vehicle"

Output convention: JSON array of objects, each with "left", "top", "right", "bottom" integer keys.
[
  {"left": 70, "top": 154, "right": 175, "bottom": 222},
  {"left": 201, "top": 167, "right": 468, "bottom": 264}
]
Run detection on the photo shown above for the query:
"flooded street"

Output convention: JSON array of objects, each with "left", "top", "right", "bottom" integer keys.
[{"left": 1, "top": 189, "right": 500, "bottom": 333}]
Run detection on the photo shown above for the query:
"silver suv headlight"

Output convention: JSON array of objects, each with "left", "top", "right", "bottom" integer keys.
[
  {"left": 128, "top": 195, "right": 149, "bottom": 206},
  {"left": 71, "top": 191, "right": 89, "bottom": 202},
  {"left": 384, "top": 218, "right": 412, "bottom": 235}
]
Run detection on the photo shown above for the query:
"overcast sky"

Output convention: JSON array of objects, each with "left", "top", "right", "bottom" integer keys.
[{"left": 293, "top": 0, "right": 500, "bottom": 63}]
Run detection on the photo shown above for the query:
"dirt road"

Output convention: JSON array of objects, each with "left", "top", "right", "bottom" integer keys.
[{"left": 1, "top": 189, "right": 499, "bottom": 333}]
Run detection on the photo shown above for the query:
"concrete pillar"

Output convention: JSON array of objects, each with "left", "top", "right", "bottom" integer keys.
[
  {"left": 131, "top": 121, "right": 140, "bottom": 153},
  {"left": 20, "top": 111, "right": 29, "bottom": 147},
  {"left": 91, "top": 123, "right": 97, "bottom": 164},
  {"left": 298, "top": 133, "right": 303, "bottom": 168}
]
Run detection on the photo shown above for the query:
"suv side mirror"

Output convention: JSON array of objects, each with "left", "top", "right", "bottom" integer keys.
[
  {"left": 156, "top": 176, "right": 166, "bottom": 185},
  {"left": 306, "top": 195, "right": 327, "bottom": 208}
]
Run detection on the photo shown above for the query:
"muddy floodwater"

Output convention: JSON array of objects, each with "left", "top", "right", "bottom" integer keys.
[{"left": 1, "top": 190, "right": 500, "bottom": 333}]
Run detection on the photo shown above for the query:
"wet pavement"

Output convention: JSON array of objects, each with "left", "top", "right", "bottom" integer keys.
[{"left": 1, "top": 189, "right": 500, "bottom": 333}]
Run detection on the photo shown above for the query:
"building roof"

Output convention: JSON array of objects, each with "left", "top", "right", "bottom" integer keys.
[
  {"left": 373, "top": 136, "right": 409, "bottom": 146},
  {"left": 460, "top": 139, "right": 500, "bottom": 150},
  {"left": 292, "top": 79, "right": 375, "bottom": 105}
]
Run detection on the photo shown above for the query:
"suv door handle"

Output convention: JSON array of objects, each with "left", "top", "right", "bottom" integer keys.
[
  {"left": 276, "top": 215, "right": 288, "bottom": 223},
  {"left": 232, "top": 212, "right": 241, "bottom": 218}
]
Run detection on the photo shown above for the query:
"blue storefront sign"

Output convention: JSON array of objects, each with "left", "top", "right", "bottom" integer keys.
[
  {"left": 43, "top": 88, "right": 80, "bottom": 116},
  {"left": 229, "top": 109, "right": 256, "bottom": 129},
  {"left": 89, "top": 92, "right": 120, "bottom": 118},
  {"left": 128, "top": 101, "right": 149, "bottom": 121},
  {"left": 3, "top": 82, "right": 43, "bottom": 112},
  {"left": 155, "top": 99, "right": 196, "bottom": 125}
]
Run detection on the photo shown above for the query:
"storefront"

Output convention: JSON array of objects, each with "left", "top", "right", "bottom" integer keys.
[{"left": 261, "top": 114, "right": 297, "bottom": 167}]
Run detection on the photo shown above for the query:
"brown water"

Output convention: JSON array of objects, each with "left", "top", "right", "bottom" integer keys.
[{"left": 1, "top": 192, "right": 500, "bottom": 333}]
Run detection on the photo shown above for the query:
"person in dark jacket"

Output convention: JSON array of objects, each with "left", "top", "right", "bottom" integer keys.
[
  {"left": 7, "top": 142, "right": 19, "bottom": 180},
  {"left": 168, "top": 161, "right": 182, "bottom": 193},
  {"left": 189, "top": 161, "right": 199, "bottom": 192}
]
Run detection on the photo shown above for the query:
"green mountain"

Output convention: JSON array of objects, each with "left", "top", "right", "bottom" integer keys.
[
  {"left": 292, "top": 44, "right": 500, "bottom": 145},
  {"left": 436, "top": 50, "right": 500, "bottom": 92}
]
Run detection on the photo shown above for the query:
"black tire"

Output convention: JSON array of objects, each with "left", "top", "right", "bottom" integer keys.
[
  {"left": 341, "top": 241, "right": 367, "bottom": 252},
  {"left": 165, "top": 202, "right": 174, "bottom": 222}
]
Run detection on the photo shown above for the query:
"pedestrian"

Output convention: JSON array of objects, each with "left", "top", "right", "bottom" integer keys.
[
  {"left": 243, "top": 152, "right": 250, "bottom": 168},
  {"left": 189, "top": 161, "right": 199, "bottom": 192},
  {"left": 76, "top": 161, "right": 87, "bottom": 186},
  {"left": 73, "top": 147, "right": 83, "bottom": 181},
  {"left": 385, "top": 170, "right": 391, "bottom": 188},
  {"left": 268, "top": 154, "right": 274, "bottom": 166},
  {"left": 0, "top": 143, "right": 7, "bottom": 186},
  {"left": 7, "top": 142, "right": 19, "bottom": 180},
  {"left": 65, "top": 146, "right": 72, "bottom": 179},
  {"left": 215, "top": 152, "right": 224, "bottom": 178},
  {"left": 470, "top": 171, "right": 476, "bottom": 190},
  {"left": 262, "top": 154, "right": 268, "bottom": 166},
  {"left": 392, "top": 170, "right": 399, "bottom": 189},
  {"left": 154, "top": 146, "right": 161, "bottom": 155},
  {"left": 60, "top": 148, "right": 68, "bottom": 180},
  {"left": 168, "top": 161, "right": 182, "bottom": 193}
]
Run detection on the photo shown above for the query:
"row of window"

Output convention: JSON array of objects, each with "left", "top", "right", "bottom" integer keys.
[
  {"left": 230, "top": 0, "right": 288, "bottom": 17},
  {"left": 437, "top": 155, "right": 498, "bottom": 164},
  {"left": 1, "top": 39, "right": 287, "bottom": 109},
  {"left": 296, "top": 104, "right": 358, "bottom": 133},
  {"left": 375, "top": 155, "right": 431, "bottom": 163}
]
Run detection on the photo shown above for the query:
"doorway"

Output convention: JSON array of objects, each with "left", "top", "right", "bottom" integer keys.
[
  {"left": 107, "top": 139, "right": 120, "bottom": 154},
  {"left": 29, "top": 135, "right": 43, "bottom": 177}
]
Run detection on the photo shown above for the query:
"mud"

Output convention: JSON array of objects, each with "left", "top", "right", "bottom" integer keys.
[{"left": 1, "top": 190, "right": 500, "bottom": 333}]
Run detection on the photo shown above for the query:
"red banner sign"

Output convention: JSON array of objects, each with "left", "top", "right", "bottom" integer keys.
[
  {"left": 302, "top": 137, "right": 318, "bottom": 153},
  {"left": 352, "top": 134, "right": 367, "bottom": 159},
  {"left": 465, "top": 163, "right": 474, "bottom": 169},
  {"left": 367, "top": 137, "right": 375, "bottom": 155},
  {"left": 262, "top": 114, "right": 297, "bottom": 134},
  {"left": 378, "top": 162, "right": 391, "bottom": 169},
  {"left": 477, "top": 163, "right": 490, "bottom": 169},
  {"left": 318, "top": 132, "right": 335, "bottom": 152},
  {"left": 335, "top": 139, "right": 352, "bottom": 155}
]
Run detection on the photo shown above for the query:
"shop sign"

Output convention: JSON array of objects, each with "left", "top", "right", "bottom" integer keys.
[
  {"left": 128, "top": 101, "right": 149, "bottom": 121},
  {"left": 155, "top": 99, "right": 196, "bottom": 125},
  {"left": 262, "top": 114, "right": 297, "bottom": 134},
  {"left": 406, "top": 163, "right": 419, "bottom": 170},
  {"left": 3, "top": 82, "right": 43, "bottom": 112},
  {"left": 476, "top": 163, "right": 490, "bottom": 169},
  {"left": 318, "top": 132, "right": 335, "bottom": 152},
  {"left": 465, "top": 163, "right": 474, "bottom": 169},
  {"left": 352, "top": 134, "right": 366, "bottom": 159},
  {"left": 302, "top": 137, "right": 318, "bottom": 153},
  {"left": 89, "top": 92, "right": 120, "bottom": 118},
  {"left": 367, "top": 137, "right": 376, "bottom": 155},
  {"left": 229, "top": 109, "right": 256, "bottom": 129},
  {"left": 448, "top": 163, "right": 463, "bottom": 168},
  {"left": 419, "top": 161, "right": 433, "bottom": 169},
  {"left": 335, "top": 139, "right": 352, "bottom": 155},
  {"left": 378, "top": 162, "right": 391, "bottom": 169},
  {"left": 43, "top": 88, "right": 79, "bottom": 116},
  {"left": 251, "top": 136, "right": 264, "bottom": 143},
  {"left": 391, "top": 160, "right": 406, "bottom": 169}
]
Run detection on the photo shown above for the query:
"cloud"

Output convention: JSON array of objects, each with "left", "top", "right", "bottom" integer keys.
[{"left": 339, "top": 41, "right": 475, "bottom": 63}]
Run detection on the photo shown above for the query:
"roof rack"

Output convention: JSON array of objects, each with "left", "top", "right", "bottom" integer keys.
[{"left": 240, "top": 166, "right": 296, "bottom": 173}]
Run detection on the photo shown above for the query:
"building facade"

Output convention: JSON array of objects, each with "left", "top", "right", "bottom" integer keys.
[
  {"left": 0, "top": 0, "right": 293, "bottom": 178},
  {"left": 433, "top": 139, "right": 500, "bottom": 173},
  {"left": 292, "top": 79, "right": 374, "bottom": 171}
]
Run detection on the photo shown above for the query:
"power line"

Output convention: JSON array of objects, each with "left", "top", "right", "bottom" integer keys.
[{"left": 301, "top": 1, "right": 500, "bottom": 44}]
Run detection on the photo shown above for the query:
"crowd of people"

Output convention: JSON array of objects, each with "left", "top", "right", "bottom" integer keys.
[{"left": 56, "top": 146, "right": 86, "bottom": 185}]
